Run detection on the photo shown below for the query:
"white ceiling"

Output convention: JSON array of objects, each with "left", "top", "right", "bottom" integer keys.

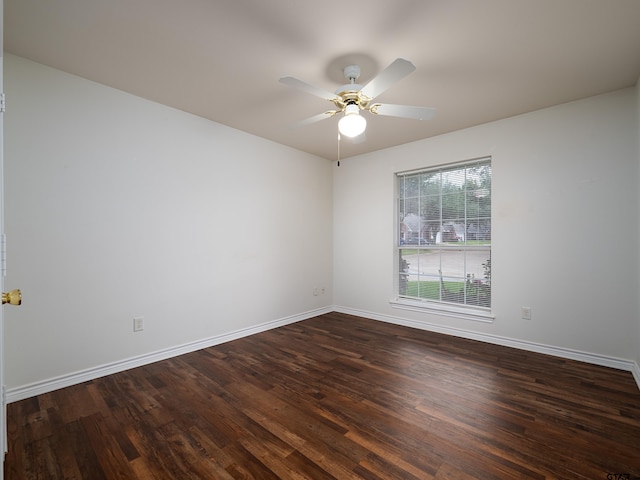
[{"left": 5, "top": 0, "right": 640, "bottom": 160}]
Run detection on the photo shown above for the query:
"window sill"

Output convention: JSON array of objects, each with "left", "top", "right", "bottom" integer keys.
[{"left": 390, "top": 298, "right": 495, "bottom": 323}]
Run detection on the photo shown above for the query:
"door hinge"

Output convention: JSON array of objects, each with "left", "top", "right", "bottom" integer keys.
[{"left": 0, "top": 93, "right": 5, "bottom": 113}]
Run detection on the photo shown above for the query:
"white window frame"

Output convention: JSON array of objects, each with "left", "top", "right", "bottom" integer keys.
[{"left": 391, "top": 157, "right": 494, "bottom": 323}]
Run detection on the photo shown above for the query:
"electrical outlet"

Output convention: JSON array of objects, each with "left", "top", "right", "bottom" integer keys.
[
  {"left": 521, "top": 307, "right": 532, "bottom": 320},
  {"left": 313, "top": 287, "right": 319, "bottom": 296},
  {"left": 133, "top": 316, "right": 144, "bottom": 332}
]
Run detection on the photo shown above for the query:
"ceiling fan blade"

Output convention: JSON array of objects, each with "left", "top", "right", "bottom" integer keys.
[
  {"left": 370, "top": 103, "right": 436, "bottom": 120},
  {"left": 289, "top": 111, "right": 337, "bottom": 129},
  {"left": 279, "top": 76, "right": 338, "bottom": 101},
  {"left": 359, "top": 58, "right": 416, "bottom": 100}
]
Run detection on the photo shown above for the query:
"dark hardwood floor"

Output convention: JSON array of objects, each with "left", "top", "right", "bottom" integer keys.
[{"left": 5, "top": 312, "right": 640, "bottom": 479}]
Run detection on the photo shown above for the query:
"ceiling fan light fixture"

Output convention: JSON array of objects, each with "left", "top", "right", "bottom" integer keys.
[{"left": 338, "top": 104, "right": 366, "bottom": 137}]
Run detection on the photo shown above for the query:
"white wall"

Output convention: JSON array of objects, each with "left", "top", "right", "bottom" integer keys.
[
  {"left": 334, "top": 87, "right": 639, "bottom": 366},
  {"left": 4, "top": 54, "right": 333, "bottom": 392}
]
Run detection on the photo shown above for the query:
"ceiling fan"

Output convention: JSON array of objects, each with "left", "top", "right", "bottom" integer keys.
[{"left": 279, "top": 58, "right": 436, "bottom": 138}]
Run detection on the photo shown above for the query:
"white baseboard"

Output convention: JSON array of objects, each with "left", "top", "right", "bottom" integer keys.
[
  {"left": 6, "top": 306, "right": 332, "bottom": 403},
  {"left": 7, "top": 305, "right": 639, "bottom": 402},
  {"left": 632, "top": 361, "right": 640, "bottom": 390},
  {"left": 334, "top": 306, "right": 640, "bottom": 391}
]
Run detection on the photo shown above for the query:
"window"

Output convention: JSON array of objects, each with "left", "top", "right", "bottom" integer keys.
[{"left": 394, "top": 157, "right": 492, "bottom": 319}]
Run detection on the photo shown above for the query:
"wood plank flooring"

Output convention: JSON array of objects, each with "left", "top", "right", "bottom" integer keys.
[{"left": 5, "top": 312, "right": 640, "bottom": 479}]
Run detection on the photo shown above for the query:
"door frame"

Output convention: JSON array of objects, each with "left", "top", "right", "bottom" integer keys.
[{"left": 1, "top": 0, "right": 7, "bottom": 477}]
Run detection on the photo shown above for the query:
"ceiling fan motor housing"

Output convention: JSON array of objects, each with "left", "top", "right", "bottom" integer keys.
[{"left": 334, "top": 65, "right": 372, "bottom": 111}]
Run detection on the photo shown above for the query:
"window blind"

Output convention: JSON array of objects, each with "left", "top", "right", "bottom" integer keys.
[{"left": 397, "top": 157, "right": 492, "bottom": 310}]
